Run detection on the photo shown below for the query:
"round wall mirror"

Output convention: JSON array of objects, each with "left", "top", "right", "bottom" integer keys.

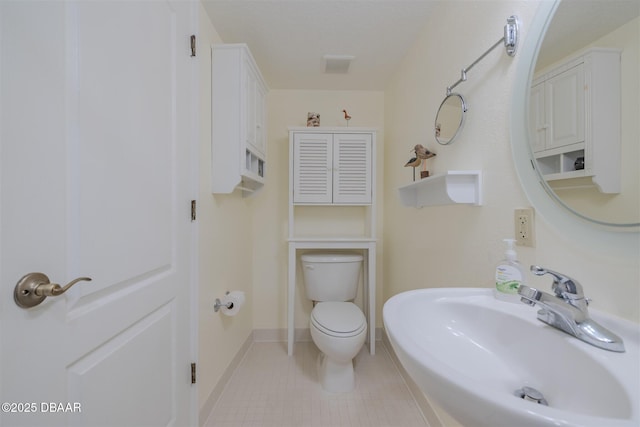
[
  {"left": 435, "top": 93, "right": 467, "bottom": 145},
  {"left": 527, "top": 0, "right": 639, "bottom": 227},
  {"left": 510, "top": 0, "right": 639, "bottom": 257}
]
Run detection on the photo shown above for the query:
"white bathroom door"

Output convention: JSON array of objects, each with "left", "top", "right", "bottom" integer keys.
[{"left": 0, "top": 1, "right": 195, "bottom": 426}]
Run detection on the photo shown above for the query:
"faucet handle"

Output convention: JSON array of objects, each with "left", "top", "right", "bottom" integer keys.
[{"left": 530, "top": 265, "right": 584, "bottom": 298}]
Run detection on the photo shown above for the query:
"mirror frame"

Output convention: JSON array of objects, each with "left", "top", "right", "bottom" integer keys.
[
  {"left": 510, "top": 0, "right": 639, "bottom": 258},
  {"left": 435, "top": 93, "right": 467, "bottom": 145}
]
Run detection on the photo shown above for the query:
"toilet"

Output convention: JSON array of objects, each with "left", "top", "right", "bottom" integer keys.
[{"left": 301, "top": 252, "right": 367, "bottom": 393}]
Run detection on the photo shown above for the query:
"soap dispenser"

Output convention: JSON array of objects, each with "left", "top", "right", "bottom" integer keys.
[{"left": 494, "top": 238, "right": 524, "bottom": 302}]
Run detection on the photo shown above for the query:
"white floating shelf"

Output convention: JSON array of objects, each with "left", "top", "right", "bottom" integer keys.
[{"left": 398, "top": 170, "right": 482, "bottom": 207}]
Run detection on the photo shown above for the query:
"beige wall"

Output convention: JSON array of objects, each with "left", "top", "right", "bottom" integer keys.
[
  {"left": 383, "top": 0, "right": 639, "bottom": 322},
  {"left": 384, "top": 0, "right": 538, "bottom": 300},
  {"left": 198, "top": 3, "right": 254, "bottom": 412}
]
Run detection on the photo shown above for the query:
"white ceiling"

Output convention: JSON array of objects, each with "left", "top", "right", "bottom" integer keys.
[
  {"left": 202, "top": 0, "right": 640, "bottom": 91},
  {"left": 201, "top": 0, "right": 437, "bottom": 90},
  {"left": 537, "top": 0, "right": 640, "bottom": 69}
]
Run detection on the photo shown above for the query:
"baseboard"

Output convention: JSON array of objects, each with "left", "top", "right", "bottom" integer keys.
[
  {"left": 199, "top": 333, "right": 253, "bottom": 426},
  {"left": 382, "top": 329, "right": 444, "bottom": 427}
]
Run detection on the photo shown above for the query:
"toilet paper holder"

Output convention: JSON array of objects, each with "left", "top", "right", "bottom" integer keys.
[{"left": 214, "top": 291, "right": 234, "bottom": 312}]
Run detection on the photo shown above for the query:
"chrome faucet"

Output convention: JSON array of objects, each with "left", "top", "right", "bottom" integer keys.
[{"left": 518, "top": 265, "right": 625, "bottom": 352}]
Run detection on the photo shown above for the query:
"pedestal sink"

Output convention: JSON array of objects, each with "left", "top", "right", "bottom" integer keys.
[{"left": 383, "top": 288, "right": 639, "bottom": 427}]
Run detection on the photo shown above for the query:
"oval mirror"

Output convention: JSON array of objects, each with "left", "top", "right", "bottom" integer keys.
[
  {"left": 435, "top": 93, "right": 467, "bottom": 145},
  {"left": 511, "top": 0, "right": 639, "bottom": 258},
  {"left": 527, "top": 0, "right": 640, "bottom": 227}
]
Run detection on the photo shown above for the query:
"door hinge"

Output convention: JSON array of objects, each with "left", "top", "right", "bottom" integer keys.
[
  {"left": 191, "top": 200, "right": 196, "bottom": 221},
  {"left": 191, "top": 363, "right": 196, "bottom": 384},
  {"left": 190, "top": 35, "right": 196, "bottom": 57}
]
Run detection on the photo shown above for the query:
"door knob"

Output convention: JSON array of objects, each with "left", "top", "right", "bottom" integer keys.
[{"left": 14, "top": 272, "right": 92, "bottom": 308}]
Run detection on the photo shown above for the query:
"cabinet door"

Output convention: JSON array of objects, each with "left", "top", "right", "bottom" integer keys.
[
  {"left": 293, "top": 133, "right": 333, "bottom": 203},
  {"left": 333, "top": 133, "right": 372, "bottom": 204},
  {"left": 244, "top": 61, "right": 266, "bottom": 158},
  {"left": 245, "top": 61, "right": 257, "bottom": 153},
  {"left": 254, "top": 82, "right": 266, "bottom": 156},
  {"left": 546, "top": 63, "right": 585, "bottom": 149},
  {"left": 529, "top": 82, "right": 546, "bottom": 153}
]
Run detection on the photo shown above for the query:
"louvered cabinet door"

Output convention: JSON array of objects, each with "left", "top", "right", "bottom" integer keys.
[
  {"left": 293, "top": 133, "right": 333, "bottom": 203},
  {"left": 333, "top": 133, "right": 372, "bottom": 204}
]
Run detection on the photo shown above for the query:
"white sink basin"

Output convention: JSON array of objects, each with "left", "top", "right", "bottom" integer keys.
[{"left": 383, "top": 288, "right": 640, "bottom": 427}]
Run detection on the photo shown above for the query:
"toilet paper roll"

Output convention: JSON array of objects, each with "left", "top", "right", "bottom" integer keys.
[{"left": 219, "top": 291, "right": 245, "bottom": 316}]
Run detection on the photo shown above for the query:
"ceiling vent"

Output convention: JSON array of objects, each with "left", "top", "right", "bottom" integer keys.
[{"left": 323, "top": 55, "right": 355, "bottom": 74}]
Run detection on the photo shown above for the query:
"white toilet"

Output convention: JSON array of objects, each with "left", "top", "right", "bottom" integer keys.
[{"left": 301, "top": 252, "right": 367, "bottom": 393}]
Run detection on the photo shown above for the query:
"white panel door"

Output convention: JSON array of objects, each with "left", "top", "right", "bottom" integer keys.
[{"left": 0, "top": 2, "right": 195, "bottom": 426}]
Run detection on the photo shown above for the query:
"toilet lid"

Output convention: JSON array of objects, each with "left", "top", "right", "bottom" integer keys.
[{"left": 311, "top": 302, "right": 366, "bottom": 337}]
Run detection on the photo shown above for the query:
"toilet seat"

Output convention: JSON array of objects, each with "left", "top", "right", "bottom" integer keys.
[{"left": 311, "top": 302, "right": 366, "bottom": 338}]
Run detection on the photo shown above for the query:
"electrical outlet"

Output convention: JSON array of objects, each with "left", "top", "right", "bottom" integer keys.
[{"left": 515, "top": 208, "right": 535, "bottom": 247}]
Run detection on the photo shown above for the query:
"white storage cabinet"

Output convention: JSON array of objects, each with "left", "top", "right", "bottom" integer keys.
[
  {"left": 291, "top": 131, "right": 373, "bottom": 205},
  {"left": 529, "top": 48, "right": 621, "bottom": 193},
  {"left": 211, "top": 43, "right": 268, "bottom": 195},
  {"left": 286, "top": 127, "right": 377, "bottom": 356}
]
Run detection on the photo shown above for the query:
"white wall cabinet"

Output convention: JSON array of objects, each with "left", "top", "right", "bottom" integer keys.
[
  {"left": 211, "top": 43, "right": 268, "bottom": 195},
  {"left": 291, "top": 130, "right": 373, "bottom": 205},
  {"left": 529, "top": 48, "right": 621, "bottom": 193}
]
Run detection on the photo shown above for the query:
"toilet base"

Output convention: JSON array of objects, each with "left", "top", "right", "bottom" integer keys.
[{"left": 317, "top": 352, "right": 355, "bottom": 393}]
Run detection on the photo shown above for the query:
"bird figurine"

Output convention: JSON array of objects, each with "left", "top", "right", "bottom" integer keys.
[
  {"left": 409, "top": 144, "right": 437, "bottom": 180},
  {"left": 342, "top": 109, "right": 352, "bottom": 126},
  {"left": 404, "top": 156, "right": 422, "bottom": 181},
  {"left": 404, "top": 156, "right": 422, "bottom": 168},
  {"left": 414, "top": 144, "right": 436, "bottom": 160}
]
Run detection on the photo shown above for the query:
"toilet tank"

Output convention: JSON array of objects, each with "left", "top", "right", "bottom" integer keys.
[{"left": 301, "top": 252, "right": 363, "bottom": 302}]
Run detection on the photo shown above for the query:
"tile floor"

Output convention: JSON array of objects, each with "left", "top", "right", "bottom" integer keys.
[{"left": 204, "top": 341, "right": 429, "bottom": 427}]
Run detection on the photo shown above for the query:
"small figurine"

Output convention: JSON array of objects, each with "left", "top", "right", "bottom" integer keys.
[
  {"left": 414, "top": 144, "right": 436, "bottom": 160},
  {"left": 342, "top": 109, "right": 352, "bottom": 126},
  {"left": 404, "top": 156, "right": 421, "bottom": 168},
  {"left": 413, "top": 144, "right": 436, "bottom": 178},
  {"left": 404, "top": 156, "right": 422, "bottom": 181},
  {"left": 307, "top": 112, "right": 320, "bottom": 127},
  {"left": 404, "top": 145, "right": 436, "bottom": 181}
]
